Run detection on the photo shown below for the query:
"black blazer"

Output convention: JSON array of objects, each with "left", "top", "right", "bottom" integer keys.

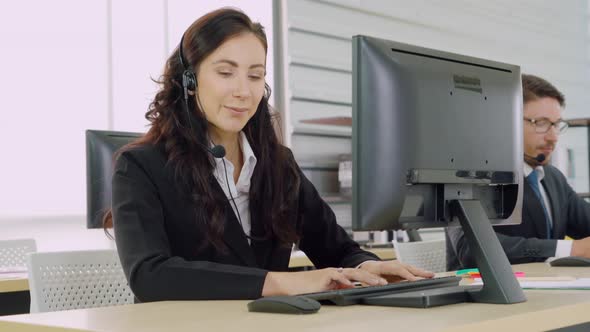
[
  {"left": 112, "top": 144, "right": 378, "bottom": 302},
  {"left": 447, "top": 165, "right": 590, "bottom": 270}
]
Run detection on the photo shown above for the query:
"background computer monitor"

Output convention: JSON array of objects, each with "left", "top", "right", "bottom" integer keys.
[
  {"left": 85, "top": 130, "right": 141, "bottom": 228},
  {"left": 352, "top": 35, "right": 523, "bottom": 232}
]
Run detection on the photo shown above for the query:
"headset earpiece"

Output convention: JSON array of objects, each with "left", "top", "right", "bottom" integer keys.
[{"left": 182, "top": 69, "right": 197, "bottom": 99}]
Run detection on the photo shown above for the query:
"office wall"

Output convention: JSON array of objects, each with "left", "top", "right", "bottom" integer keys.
[
  {"left": 0, "top": 0, "right": 272, "bottom": 251},
  {"left": 276, "top": 0, "right": 590, "bottom": 195}
]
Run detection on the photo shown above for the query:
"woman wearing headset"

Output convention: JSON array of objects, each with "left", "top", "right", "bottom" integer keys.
[{"left": 106, "top": 7, "right": 433, "bottom": 302}]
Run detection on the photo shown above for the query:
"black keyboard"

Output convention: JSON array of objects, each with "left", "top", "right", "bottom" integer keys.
[{"left": 303, "top": 276, "right": 462, "bottom": 306}]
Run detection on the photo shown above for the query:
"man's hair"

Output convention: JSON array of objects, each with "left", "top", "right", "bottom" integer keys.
[{"left": 522, "top": 74, "right": 565, "bottom": 107}]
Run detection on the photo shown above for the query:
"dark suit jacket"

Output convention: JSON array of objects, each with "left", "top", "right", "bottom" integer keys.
[
  {"left": 446, "top": 165, "right": 590, "bottom": 270},
  {"left": 112, "top": 144, "right": 378, "bottom": 302}
]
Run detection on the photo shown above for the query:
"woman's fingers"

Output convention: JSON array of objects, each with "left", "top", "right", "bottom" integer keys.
[
  {"left": 359, "top": 260, "right": 434, "bottom": 282},
  {"left": 379, "top": 263, "right": 420, "bottom": 281},
  {"left": 401, "top": 263, "right": 435, "bottom": 278},
  {"left": 328, "top": 268, "right": 354, "bottom": 288},
  {"left": 339, "top": 267, "right": 387, "bottom": 286}
]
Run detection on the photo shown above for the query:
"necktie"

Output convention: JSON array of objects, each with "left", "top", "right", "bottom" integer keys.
[{"left": 526, "top": 171, "right": 552, "bottom": 239}]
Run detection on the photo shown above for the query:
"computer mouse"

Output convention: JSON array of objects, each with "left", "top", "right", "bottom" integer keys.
[
  {"left": 550, "top": 256, "right": 590, "bottom": 267},
  {"left": 247, "top": 296, "right": 321, "bottom": 314}
]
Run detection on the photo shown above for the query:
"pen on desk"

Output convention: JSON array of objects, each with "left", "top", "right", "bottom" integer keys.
[
  {"left": 456, "top": 269, "right": 525, "bottom": 278},
  {"left": 455, "top": 268, "right": 478, "bottom": 276}
]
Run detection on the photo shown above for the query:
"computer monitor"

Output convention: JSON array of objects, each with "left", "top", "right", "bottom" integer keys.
[
  {"left": 85, "top": 130, "right": 141, "bottom": 228},
  {"left": 352, "top": 35, "right": 526, "bottom": 304}
]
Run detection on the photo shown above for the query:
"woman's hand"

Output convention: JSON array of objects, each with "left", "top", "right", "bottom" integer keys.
[
  {"left": 358, "top": 260, "right": 435, "bottom": 283},
  {"left": 261, "top": 260, "right": 434, "bottom": 297},
  {"left": 262, "top": 267, "right": 388, "bottom": 296}
]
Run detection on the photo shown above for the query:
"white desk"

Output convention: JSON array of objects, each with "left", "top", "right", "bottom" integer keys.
[
  {"left": 0, "top": 273, "right": 28, "bottom": 293},
  {"left": 0, "top": 263, "right": 588, "bottom": 332}
]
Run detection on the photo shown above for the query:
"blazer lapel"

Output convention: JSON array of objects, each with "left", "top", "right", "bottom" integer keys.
[
  {"left": 523, "top": 179, "right": 550, "bottom": 239},
  {"left": 221, "top": 205, "right": 258, "bottom": 267}
]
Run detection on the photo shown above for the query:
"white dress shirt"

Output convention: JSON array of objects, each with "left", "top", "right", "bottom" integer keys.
[
  {"left": 523, "top": 164, "right": 572, "bottom": 257},
  {"left": 213, "top": 132, "right": 257, "bottom": 242},
  {"left": 212, "top": 135, "right": 373, "bottom": 267}
]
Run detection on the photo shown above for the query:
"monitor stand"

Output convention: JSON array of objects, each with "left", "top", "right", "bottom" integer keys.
[
  {"left": 450, "top": 199, "right": 526, "bottom": 304},
  {"left": 362, "top": 199, "right": 526, "bottom": 307},
  {"left": 406, "top": 229, "right": 422, "bottom": 242}
]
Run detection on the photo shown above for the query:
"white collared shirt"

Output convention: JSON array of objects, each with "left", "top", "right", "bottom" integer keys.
[
  {"left": 523, "top": 164, "right": 572, "bottom": 257},
  {"left": 213, "top": 132, "right": 257, "bottom": 241},
  {"left": 211, "top": 136, "right": 373, "bottom": 267}
]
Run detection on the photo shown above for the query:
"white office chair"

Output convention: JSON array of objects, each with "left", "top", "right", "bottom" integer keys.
[
  {"left": 0, "top": 238, "right": 36, "bottom": 272},
  {"left": 27, "top": 249, "right": 134, "bottom": 313},
  {"left": 393, "top": 239, "right": 447, "bottom": 273}
]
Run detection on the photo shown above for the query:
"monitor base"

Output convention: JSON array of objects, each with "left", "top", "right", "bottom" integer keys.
[{"left": 361, "top": 285, "right": 481, "bottom": 308}]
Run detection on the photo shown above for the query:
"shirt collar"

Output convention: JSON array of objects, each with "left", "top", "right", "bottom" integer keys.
[
  {"left": 239, "top": 132, "right": 257, "bottom": 168},
  {"left": 523, "top": 163, "right": 545, "bottom": 181},
  {"left": 212, "top": 132, "right": 257, "bottom": 193},
  {"left": 234, "top": 132, "right": 257, "bottom": 192}
]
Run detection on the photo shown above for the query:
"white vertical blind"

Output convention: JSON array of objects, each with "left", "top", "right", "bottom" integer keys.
[
  {"left": 0, "top": 0, "right": 273, "bottom": 220},
  {"left": 110, "top": 0, "right": 167, "bottom": 133},
  {"left": 0, "top": 0, "right": 110, "bottom": 217}
]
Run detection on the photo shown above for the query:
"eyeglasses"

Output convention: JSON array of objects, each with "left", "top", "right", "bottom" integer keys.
[{"left": 523, "top": 117, "right": 569, "bottom": 134}]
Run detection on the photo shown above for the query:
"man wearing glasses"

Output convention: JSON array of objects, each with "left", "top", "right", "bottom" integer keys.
[{"left": 447, "top": 74, "right": 590, "bottom": 270}]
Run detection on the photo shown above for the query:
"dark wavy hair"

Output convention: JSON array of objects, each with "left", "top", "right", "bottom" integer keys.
[{"left": 104, "top": 7, "right": 301, "bottom": 252}]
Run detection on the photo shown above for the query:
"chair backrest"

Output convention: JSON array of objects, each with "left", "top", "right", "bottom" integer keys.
[
  {"left": 27, "top": 249, "right": 134, "bottom": 313},
  {"left": 0, "top": 238, "right": 36, "bottom": 271},
  {"left": 86, "top": 130, "right": 142, "bottom": 228},
  {"left": 393, "top": 239, "right": 447, "bottom": 273}
]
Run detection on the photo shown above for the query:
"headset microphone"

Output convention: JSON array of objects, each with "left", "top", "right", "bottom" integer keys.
[
  {"left": 210, "top": 145, "right": 226, "bottom": 159},
  {"left": 534, "top": 154, "right": 546, "bottom": 163},
  {"left": 524, "top": 153, "right": 546, "bottom": 165}
]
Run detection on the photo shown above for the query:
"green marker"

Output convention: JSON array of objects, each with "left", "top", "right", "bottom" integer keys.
[{"left": 456, "top": 268, "right": 479, "bottom": 275}]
